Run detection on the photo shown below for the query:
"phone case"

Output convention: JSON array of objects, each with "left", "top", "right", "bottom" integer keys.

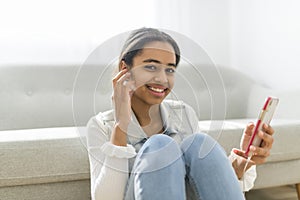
[{"left": 245, "top": 97, "right": 279, "bottom": 157}]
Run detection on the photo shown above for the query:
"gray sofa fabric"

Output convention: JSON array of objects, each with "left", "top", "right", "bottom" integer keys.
[{"left": 1, "top": 65, "right": 300, "bottom": 199}]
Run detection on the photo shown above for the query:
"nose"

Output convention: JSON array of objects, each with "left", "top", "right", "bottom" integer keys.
[{"left": 154, "top": 70, "right": 168, "bottom": 83}]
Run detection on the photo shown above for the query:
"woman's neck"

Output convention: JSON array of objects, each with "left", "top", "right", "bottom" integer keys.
[
  {"left": 131, "top": 101, "right": 163, "bottom": 136},
  {"left": 132, "top": 103, "right": 160, "bottom": 126}
]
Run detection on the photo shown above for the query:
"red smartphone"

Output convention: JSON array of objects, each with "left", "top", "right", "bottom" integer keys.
[{"left": 245, "top": 97, "right": 279, "bottom": 157}]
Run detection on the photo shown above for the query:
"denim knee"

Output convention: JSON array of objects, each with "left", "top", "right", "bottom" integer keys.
[
  {"left": 133, "top": 134, "right": 184, "bottom": 173},
  {"left": 128, "top": 134, "right": 186, "bottom": 200},
  {"left": 181, "top": 133, "right": 226, "bottom": 161},
  {"left": 180, "top": 134, "right": 244, "bottom": 200},
  {"left": 142, "top": 134, "right": 175, "bottom": 151}
]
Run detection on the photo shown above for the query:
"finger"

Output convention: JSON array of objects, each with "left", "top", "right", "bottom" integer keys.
[
  {"left": 122, "top": 79, "right": 129, "bottom": 86},
  {"left": 112, "top": 68, "right": 128, "bottom": 86},
  {"left": 127, "top": 80, "right": 136, "bottom": 92},
  {"left": 116, "top": 73, "right": 136, "bottom": 98},
  {"left": 232, "top": 149, "right": 256, "bottom": 168},
  {"left": 250, "top": 145, "right": 270, "bottom": 157},
  {"left": 244, "top": 122, "right": 255, "bottom": 137},
  {"left": 251, "top": 155, "right": 267, "bottom": 165},
  {"left": 258, "top": 130, "right": 274, "bottom": 148},
  {"left": 233, "top": 148, "right": 247, "bottom": 159},
  {"left": 263, "top": 123, "right": 275, "bottom": 136},
  {"left": 112, "top": 73, "right": 132, "bottom": 104},
  {"left": 233, "top": 149, "right": 256, "bottom": 165},
  {"left": 122, "top": 79, "right": 136, "bottom": 96},
  {"left": 116, "top": 72, "right": 131, "bottom": 87}
]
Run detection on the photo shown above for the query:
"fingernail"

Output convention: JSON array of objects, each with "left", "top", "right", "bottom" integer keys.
[{"left": 233, "top": 149, "right": 238, "bottom": 154}]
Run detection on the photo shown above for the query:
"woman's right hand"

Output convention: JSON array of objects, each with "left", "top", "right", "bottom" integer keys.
[{"left": 112, "top": 68, "right": 135, "bottom": 133}]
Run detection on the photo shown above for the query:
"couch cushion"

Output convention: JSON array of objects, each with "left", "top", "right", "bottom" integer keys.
[
  {"left": 1, "top": 119, "right": 299, "bottom": 189},
  {"left": 0, "top": 180, "right": 90, "bottom": 200},
  {"left": 198, "top": 119, "right": 300, "bottom": 162},
  {"left": 0, "top": 127, "right": 90, "bottom": 187}
]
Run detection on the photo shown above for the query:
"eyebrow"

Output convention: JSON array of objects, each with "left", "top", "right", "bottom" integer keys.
[{"left": 143, "top": 58, "right": 176, "bottom": 67}]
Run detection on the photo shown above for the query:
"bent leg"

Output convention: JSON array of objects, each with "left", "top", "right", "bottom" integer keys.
[
  {"left": 181, "top": 133, "right": 245, "bottom": 200},
  {"left": 125, "top": 134, "right": 186, "bottom": 200}
]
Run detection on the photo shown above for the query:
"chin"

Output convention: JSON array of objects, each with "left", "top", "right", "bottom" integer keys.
[{"left": 148, "top": 98, "right": 165, "bottom": 105}]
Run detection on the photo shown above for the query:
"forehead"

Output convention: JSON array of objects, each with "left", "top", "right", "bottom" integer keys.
[
  {"left": 134, "top": 41, "right": 176, "bottom": 64},
  {"left": 143, "top": 41, "right": 174, "bottom": 52}
]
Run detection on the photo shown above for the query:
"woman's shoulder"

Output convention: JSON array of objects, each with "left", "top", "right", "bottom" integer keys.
[
  {"left": 86, "top": 110, "right": 115, "bottom": 148},
  {"left": 162, "top": 99, "right": 195, "bottom": 111},
  {"left": 95, "top": 110, "right": 115, "bottom": 123},
  {"left": 87, "top": 109, "right": 115, "bottom": 132}
]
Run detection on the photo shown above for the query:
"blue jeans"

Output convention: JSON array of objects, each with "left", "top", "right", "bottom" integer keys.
[{"left": 124, "top": 133, "right": 245, "bottom": 200}]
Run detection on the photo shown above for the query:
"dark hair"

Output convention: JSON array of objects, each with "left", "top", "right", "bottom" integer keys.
[{"left": 119, "top": 27, "right": 181, "bottom": 68}]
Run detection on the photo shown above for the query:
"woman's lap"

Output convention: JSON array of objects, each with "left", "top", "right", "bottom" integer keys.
[{"left": 125, "top": 133, "right": 245, "bottom": 200}]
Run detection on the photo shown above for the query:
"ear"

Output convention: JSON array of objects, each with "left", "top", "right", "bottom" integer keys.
[{"left": 119, "top": 60, "right": 127, "bottom": 71}]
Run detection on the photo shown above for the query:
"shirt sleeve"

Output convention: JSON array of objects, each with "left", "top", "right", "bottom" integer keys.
[
  {"left": 228, "top": 150, "right": 257, "bottom": 191},
  {"left": 239, "top": 165, "right": 257, "bottom": 192},
  {"left": 86, "top": 116, "right": 137, "bottom": 200}
]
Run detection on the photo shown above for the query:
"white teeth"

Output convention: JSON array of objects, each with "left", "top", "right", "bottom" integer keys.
[{"left": 149, "top": 86, "right": 165, "bottom": 93}]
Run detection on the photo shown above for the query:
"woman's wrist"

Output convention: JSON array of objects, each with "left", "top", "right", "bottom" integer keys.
[
  {"left": 231, "top": 158, "right": 244, "bottom": 180},
  {"left": 229, "top": 150, "right": 254, "bottom": 180},
  {"left": 110, "top": 123, "right": 128, "bottom": 146}
]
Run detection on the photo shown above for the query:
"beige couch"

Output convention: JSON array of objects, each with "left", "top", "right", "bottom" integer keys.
[{"left": 1, "top": 64, "right": 300, "bottom": 199}]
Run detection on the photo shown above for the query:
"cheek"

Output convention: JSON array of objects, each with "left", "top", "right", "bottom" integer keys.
[
  {"left": 168, "top": 76, "right": 175, "bottom": 88},
  {"left": 133, "top": 72, "right": 154, "bottom": 87},
  {"left": 134, "top": 76, "right": 151, "bottom": 89}
]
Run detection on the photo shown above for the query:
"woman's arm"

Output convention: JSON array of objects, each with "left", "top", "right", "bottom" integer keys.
[
  {"left": 87, "top": 66, "right": 136, "bottom": 199},
  {"left": 87, "top": 116, "right": 136, "bottom": 200},
  {"left": 229, "top": 150, "right": 257, "bottom": 191},
  {"left": 231, "top": 122, "right": 275, "bottom": 189},
  {"left": 111, "top": 67, "right": 135, "bottom": 147}
]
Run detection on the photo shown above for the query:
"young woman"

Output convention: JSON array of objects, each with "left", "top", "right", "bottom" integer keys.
[{"left": 87, "top": 28, "right": 274, "bottom": 200}]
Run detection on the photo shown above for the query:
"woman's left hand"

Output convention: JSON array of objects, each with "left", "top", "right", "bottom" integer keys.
[
  {"left": 241, "top": 122, "right": 274, "bottom": 164},
  {"left": 231, "top": 122, "right": 275, "bottom": 179}
]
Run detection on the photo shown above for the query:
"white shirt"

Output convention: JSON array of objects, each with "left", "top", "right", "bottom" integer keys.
[{"left": 86, "top": 100, "right": 256, "bottom": 200}]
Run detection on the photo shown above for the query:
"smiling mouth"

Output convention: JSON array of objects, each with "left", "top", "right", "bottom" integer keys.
[{"left": 146, "top": 85, "right": 168, "bottom": 93}]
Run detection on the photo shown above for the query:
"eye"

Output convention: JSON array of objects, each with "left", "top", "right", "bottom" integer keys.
[
  {"left": 144, "top": 65, "right": 157, "bottom": 71},
  {"left": 165, "top": 68, "right": 176, "bottom": 74}
]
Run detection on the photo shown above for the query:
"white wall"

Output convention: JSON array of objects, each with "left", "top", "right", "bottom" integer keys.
[
  {"left": 188, "top": 1, "right": 232, "bottom": 68},
  {"left": 1, "top": 0, "right": 299, "bottom": 90},
  {"left": 0, "top": 0, "right": 157, "bottom": 65},
  {"left": 230, "top": 0, "right": 300, "bottom": 90},
  {"left": 154, "top": 0, "right": 232, "bottom": 68},
  {"left": 156, "top": 0, "right": 300, "bottom": 90}
]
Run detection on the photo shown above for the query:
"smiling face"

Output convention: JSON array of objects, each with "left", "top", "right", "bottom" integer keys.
[{"left": 130, "top": 41, "right": 177, "bottom": 107}]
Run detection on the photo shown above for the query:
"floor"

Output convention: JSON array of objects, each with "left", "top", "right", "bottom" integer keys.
[{"left": 246, "top": 185, "right": 298, "bottom": 200}]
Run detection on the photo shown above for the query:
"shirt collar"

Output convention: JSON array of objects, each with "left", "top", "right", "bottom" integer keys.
[{"left": 127, "top": 102, "right": 172, "bottom": 147}]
